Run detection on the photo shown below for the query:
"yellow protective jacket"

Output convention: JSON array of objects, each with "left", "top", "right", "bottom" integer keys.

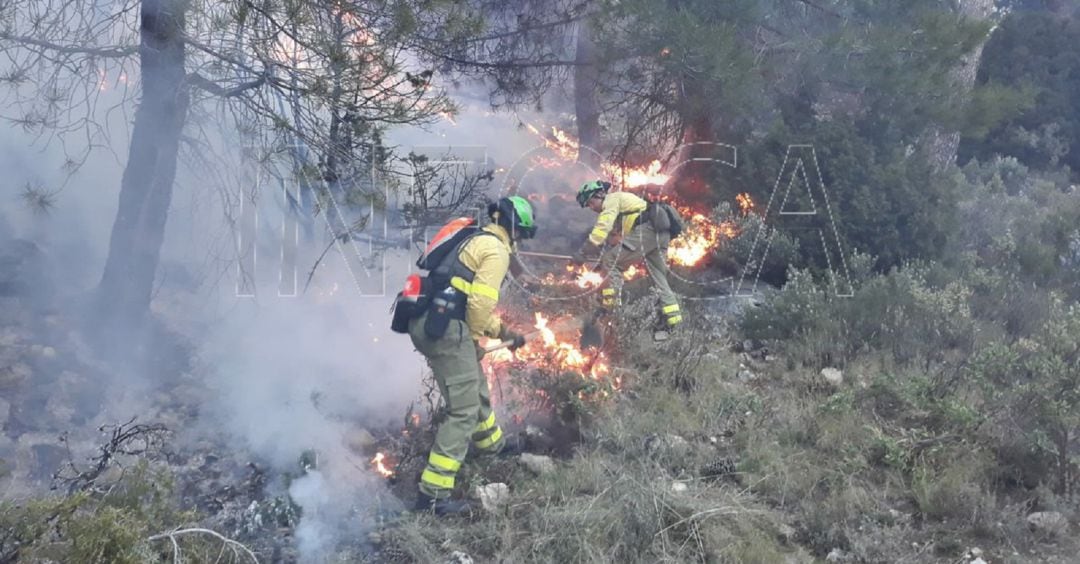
[
  {"left": 588, "top": 192, "right": 648, "bottom": 246},
  {"left": 455, "top": 224, "right": 512, "bottom": 340}
]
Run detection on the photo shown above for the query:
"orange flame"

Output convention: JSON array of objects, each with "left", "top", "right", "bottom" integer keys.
[
  {"left": 665, "top": 204, "right": 737, "bottom": 267},
  {"left": 602, "top": 160, "right": 671, "bottom": 188},
  {"left": 526, "top": 123, "right": 580, "bottom": 161},
  {"left": 371, "top": 452, "right": 395, "bottom": 478},
  {"left": 736, "top": 193, "right": 754, "bottom": 215},
  {"left": 623, "top": 264, "right": 645, "bottom": 280},
  {"left": 483, "top": 313, "right": 612, "bottom": 384}
]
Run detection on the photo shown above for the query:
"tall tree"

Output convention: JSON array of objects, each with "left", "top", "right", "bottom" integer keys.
[
  {"left": 96, "top": 0, "right": 189, "bottom": 336},
  {"left": 918, "top": 0, "right": 999, "bottom": 171}
]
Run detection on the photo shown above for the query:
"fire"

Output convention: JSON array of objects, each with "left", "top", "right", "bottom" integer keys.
[
  {"left": 371, "top": 452, "right": 395, "bottom": 478},
  {"left": 514, "top": 122, "right": 752, "bottom": 269},
  {"left": 483, "top": 313, "right": 612, "bottom": 383},
  {"left": 667, "top": 209, "right": 736, "bottom": 267},
  {"left": 537, "top": 263, "right": 643, "bottom": 289},
  {"left": 623, "top": 264, "right": 645, "bottom": 281},
  {"left": 575, "top": 268, "right": 604, "bottom": 289},
  {"left": 526, "top": 123, "right": 580, "bottom": 161},
  {"left": 530, "top": 155, "right": 567, "bottom": 169},
  {"left": 736, "top": 192, "right": 754, "bottom": 215},
  {"left": 602, "top": 160, "right": 671, "bottom": 188}
]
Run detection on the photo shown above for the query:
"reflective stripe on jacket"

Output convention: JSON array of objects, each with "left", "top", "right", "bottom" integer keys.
[
  {"left": 454, "top": 224, "right": 512, "bottom": 340},
  {"left": 588, "top": 192, "right": 648, "bottom": 246}
]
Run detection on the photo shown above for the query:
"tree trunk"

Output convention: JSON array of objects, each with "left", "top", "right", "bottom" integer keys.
[
  {"left": 574, "top": 20, "right": 602, "bottom": 169},
  {"left": 921, "top": 0, "right": 995, "bottom": 172},
  {"left": 95, "top": 0, "right": 188, "bottom": 336},
  {"left": 674, "top": 73, "right": 715, "bottom": 201}
]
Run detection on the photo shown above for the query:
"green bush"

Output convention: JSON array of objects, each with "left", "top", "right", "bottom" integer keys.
[
  {"left": 0, "top": 462, "right": 251, "bottom": 563},
  {"left": 972, "top": 296, "right": 1080, "bottom": 495},
  {"left": 740, "top": 258, "right": 975, "bottom": 369}
]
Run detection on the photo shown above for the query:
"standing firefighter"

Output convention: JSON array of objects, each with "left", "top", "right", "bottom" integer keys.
[
  {"left": 395, "top": 196, "right": 536, "bottom": 516},
  {"left": 571, "top": 180, "right": 684, "bottom": 340}
]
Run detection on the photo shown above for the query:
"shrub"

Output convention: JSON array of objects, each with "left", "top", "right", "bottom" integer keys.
[
  {"left": 740, "top": 258, "right": 975, "bottom": 369},
  {"left": 972, "top": 296, "right": 1080, "bottom": 495}
]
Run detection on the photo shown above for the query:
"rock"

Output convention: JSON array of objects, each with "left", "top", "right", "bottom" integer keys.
[
  {"left": 470, "top": 482, "right": 510, "bottom": 512},
  {"left": 737, "top": 365, "right": 757, "bottom": 383},
  {"left": 970, "top": 558, "right": 987, "bottom": 564},
  {"left": 519, "top": 453, "right": 556, "bottom": 475},
  {"left": 644, "top": 433, "right": 690, "bottom": 455},
  {"left": 777, "top": 523, "right": 797, "bottom": 544},
  {"left": 671, "top": 482, "right": 688, "bottom": 493},
  {"left": 1026, "top": 511, "right": 1068, "bottom": 536},
  {"left": 820, "top": 367, "right": 843, "bottom": 386},
  {"left": 344, "top": 428, "right": 376, "bottom": 453},
  {"left": 742, "top": 340, "right": 755, "bottom": 352},
  {"left": 447, "top": 550, "right": 474, "bottom": 564},
  {"left": 968, "top": 547, "right": 983, "bottom": 558},
  {"left": 826, "top": 548, "right": 850, "bottom": 563},
  {"left": 888, "top": 508, "right": 911, "bottom": 524}
]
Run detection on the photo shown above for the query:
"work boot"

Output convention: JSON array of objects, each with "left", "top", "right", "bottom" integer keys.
[
  {"left": 413, "top": 492, "right": 473, "bottom": 516},
  {"left": 495, "top": 434, "right": 528, "bottom": 458},
  {"left": 475, "top": 433, "right": 527, "bottom": 458}
]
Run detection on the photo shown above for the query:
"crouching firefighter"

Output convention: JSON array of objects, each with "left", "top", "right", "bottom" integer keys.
[
  {"left": 390, "top": 196, "right": 537, "bottom": 515},
  {"left": 571, "top": 180, "right": 685, "bottom": 341}
]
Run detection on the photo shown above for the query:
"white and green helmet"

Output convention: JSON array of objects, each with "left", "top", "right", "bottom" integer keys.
[
  {"left": 492, "top": 196, "right": 537, "bottom": 239},
  {"left": 576, "top": 180, "right": 612, "bottom": 207}
]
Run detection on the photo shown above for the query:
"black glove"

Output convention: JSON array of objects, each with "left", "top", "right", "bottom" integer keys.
[
  {"left": 499, "top": 326, "right": 527, "bottom": 351},
  {"left": 569, "top": 249, "right": 586, "bottom": 268}
]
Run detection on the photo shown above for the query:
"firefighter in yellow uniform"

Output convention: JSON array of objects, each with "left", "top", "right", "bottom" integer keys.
[
  {"left": 571, "top": 180, "right": 682, "bottom": 340},
  {"left": 408, "top": 196, "right": 536, "bottom": 515}
]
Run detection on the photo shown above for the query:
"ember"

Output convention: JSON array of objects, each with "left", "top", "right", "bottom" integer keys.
[{"left": 737, "top": 192, "right": 754, "bottom": 215}]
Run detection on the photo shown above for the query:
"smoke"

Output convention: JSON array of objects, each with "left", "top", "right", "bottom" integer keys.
[{"left": 0, "top": 39, "right": 589, "bottom": 558}]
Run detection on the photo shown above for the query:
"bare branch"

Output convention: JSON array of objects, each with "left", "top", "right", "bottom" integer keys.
[
  {"left": 0, "top": 32, "right": 137, "bottom": 58},
  {"left": 186, "top": 72, "right": 268, "bottom": 98}
]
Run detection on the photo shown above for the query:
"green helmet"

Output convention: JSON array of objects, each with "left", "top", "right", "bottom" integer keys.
[
  {"left": 576, "top": 180, "right": 611, "bottom": 207},
  {"left": 489, "top": 196, "right": 537, "bottom": 240}
]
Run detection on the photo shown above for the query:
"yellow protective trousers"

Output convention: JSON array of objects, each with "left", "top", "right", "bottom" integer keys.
[{"left": 408, "top": 313, "right": 505, "bottom": 498}]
